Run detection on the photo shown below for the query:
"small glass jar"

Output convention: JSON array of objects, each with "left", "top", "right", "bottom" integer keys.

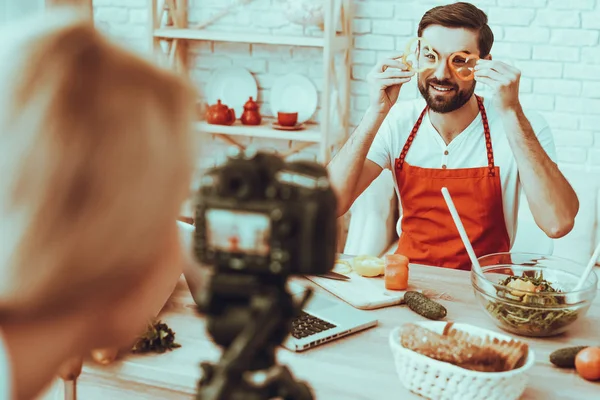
[{"left": 385, "top": 254, "right": 409, "bottom": 291}]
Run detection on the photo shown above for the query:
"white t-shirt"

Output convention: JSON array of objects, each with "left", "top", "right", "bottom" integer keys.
[
  {"left": 0, "top": 329, "right": 11, "bottom": 400},
  {"left": 367, "top": 97, "right": 557, "bottom": 247}
]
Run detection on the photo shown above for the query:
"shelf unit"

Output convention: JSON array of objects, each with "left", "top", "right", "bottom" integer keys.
[{"left": 149, "top": 0, "right": 353, "bottom": 163}]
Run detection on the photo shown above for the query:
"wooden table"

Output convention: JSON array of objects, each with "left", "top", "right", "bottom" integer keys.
[{"left": 41, "top": 265, "right": 600, "bottom": 400}]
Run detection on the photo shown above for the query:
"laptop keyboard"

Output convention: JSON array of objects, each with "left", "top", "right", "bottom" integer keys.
[{"left": 291, "top": 311, "right": 337, "bottom": 339}]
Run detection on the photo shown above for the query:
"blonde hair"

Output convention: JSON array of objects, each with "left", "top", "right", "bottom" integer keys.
[{"left": 0, "top": 8, "right": 196, "bottom": 316}]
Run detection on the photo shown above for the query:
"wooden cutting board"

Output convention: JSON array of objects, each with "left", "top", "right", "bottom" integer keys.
[
  {"left": 304, "top": 254, "right": 413, "bottom": 310},
  {"left": 304, "top": 273, "right": 407, "bottom": 310}
]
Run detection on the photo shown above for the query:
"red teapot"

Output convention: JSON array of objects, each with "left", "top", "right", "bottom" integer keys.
[
  {"left": 205, "top": 100, "right": 235, "bottom": 125},
  {"left": 241, "top": 96, "right": 262, "bottom": 126}
]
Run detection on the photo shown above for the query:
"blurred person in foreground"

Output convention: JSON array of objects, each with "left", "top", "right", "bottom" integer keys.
[{"left": 0, "top": 8, "right": 197, "bottom": 400}]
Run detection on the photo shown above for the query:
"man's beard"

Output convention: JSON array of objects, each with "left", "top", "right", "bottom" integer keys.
[{"left": 418, "top": 77, "right": 476, "bottom": 113}]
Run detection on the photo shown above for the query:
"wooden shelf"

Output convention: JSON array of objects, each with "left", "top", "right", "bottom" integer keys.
[
  {"left": 195, "top": 120, "right": 322, "bottom": 143},
  {"left": 151, "top": 0, "right": 354, "bottom": 163},
  {"left": 154, "top": 28, "right": 351, "bottom": 50}
]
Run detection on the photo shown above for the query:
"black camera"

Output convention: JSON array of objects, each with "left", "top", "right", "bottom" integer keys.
[
  {"left": 192, "top": 150, "right": 338, "bottom": 400},
  {"left": 194, "top": 150, "right": 337, "bottom": 277}
]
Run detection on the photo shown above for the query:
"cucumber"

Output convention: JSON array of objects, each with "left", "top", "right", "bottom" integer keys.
[
  {"left": 404, "top": 291, "right": 447, "bottom": 320},
  {"left": 549, "top": 346, "right": 589, "bottom": 368}
]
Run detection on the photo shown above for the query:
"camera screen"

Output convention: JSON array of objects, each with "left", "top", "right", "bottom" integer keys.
[{"left": 205, "top": 209, "right": 270, "bottom": 255}]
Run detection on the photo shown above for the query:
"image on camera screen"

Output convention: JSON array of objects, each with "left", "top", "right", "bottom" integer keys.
[{"left": 205, "top": 209, "right": 270, "bottom": 255}]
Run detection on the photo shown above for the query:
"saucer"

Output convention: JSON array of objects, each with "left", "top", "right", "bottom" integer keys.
[{"left": 272, "top": 122, "right": 305, "bottom": 131}]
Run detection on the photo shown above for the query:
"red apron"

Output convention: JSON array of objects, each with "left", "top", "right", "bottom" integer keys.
[{"left": 394, "top": 95, "right": 510, "bottom": 270}]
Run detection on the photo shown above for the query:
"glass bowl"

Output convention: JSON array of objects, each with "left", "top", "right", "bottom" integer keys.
[{"left": 471, "top": 252, "right": 598, "bottom": 337}]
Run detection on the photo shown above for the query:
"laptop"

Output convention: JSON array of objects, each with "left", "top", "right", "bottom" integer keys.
[{"left": 282, "top": 281, "right": 378, "bottom": 352}]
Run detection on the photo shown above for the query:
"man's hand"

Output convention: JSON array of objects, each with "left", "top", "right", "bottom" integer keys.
[
  {"left": 474, "top": 60, "right": 521, "bottom": 113},
  {"left": 367, "top": 54, "right": 415, "bottom": 114}
]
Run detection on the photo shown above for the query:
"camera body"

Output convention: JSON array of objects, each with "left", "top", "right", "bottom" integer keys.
[{"left": 193, "top": 150, "right": 337, "bottom": 277}]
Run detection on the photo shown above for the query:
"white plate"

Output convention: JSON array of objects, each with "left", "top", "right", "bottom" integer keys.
[
  {"left": 270, "top": 73, "right": 318, "bottom": 124},
  {"left": 205, "top": 67, "right": 257, "bottom": 120}
]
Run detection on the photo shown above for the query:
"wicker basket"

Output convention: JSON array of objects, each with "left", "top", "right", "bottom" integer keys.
[{"left": 388, "top": 321, "right": 535, "bottom": 400}]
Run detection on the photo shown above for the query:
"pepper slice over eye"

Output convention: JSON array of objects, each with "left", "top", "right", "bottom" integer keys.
[
  {"left": 448, "top": 51, "right": 480, "bottom": 81},
  {"left": 402, "top": 37, "right": 439, "bottom": 73}
]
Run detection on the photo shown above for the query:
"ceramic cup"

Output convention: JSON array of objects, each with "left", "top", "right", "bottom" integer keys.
[{"left": 277, "top": 111, "right": 298, "bottom": 127}]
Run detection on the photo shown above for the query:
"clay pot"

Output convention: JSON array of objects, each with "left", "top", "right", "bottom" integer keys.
[
  {"left": 241, "top": 96, "right": 262, "bottom": 126},
  {"left": 205, "top": 100, "right": 235, "bottom": 125}
]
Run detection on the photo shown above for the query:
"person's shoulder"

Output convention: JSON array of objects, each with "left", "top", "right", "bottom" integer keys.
[
  {"left": 483, "top": 97, "right": 550, "bottom": 136},
  {"left": 386, "top": 97, "right": 427, "bottom": 127}
]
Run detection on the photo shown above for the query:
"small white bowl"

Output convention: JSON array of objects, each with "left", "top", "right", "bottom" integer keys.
[{"left": 388, "top": 321, "right": 535, "bottom": 400}]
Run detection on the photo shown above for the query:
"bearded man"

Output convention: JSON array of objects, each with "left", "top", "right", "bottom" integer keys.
[{"left": 327, "top": 2, "right": 578, "bottom": 270}]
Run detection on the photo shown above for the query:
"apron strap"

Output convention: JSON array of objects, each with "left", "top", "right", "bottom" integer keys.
[
  {"left": 396, "top": 106, "right": 428, "bottom": 171},
  {"left": 476, "top": 95, "right": 496, "bottom": 177}
]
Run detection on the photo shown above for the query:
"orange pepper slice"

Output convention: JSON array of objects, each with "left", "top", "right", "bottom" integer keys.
[
  {"left": 448, "top": 51, "right": 480, "bottom": 81},
  {"left": 401, "top": 37, "right": 439, "bottom": 73}
]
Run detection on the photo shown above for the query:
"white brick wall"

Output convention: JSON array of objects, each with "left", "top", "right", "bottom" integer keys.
[
  {"left": 93, "top": 0, "right": 600, "bottom": 171},
  {"left": 93, "top": 0, "right": 149, "bottom": 50}
]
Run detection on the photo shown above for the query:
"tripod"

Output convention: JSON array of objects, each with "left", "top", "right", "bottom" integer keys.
[{"left": 196, "top": 273, "right": 315, "bottom": 400}]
